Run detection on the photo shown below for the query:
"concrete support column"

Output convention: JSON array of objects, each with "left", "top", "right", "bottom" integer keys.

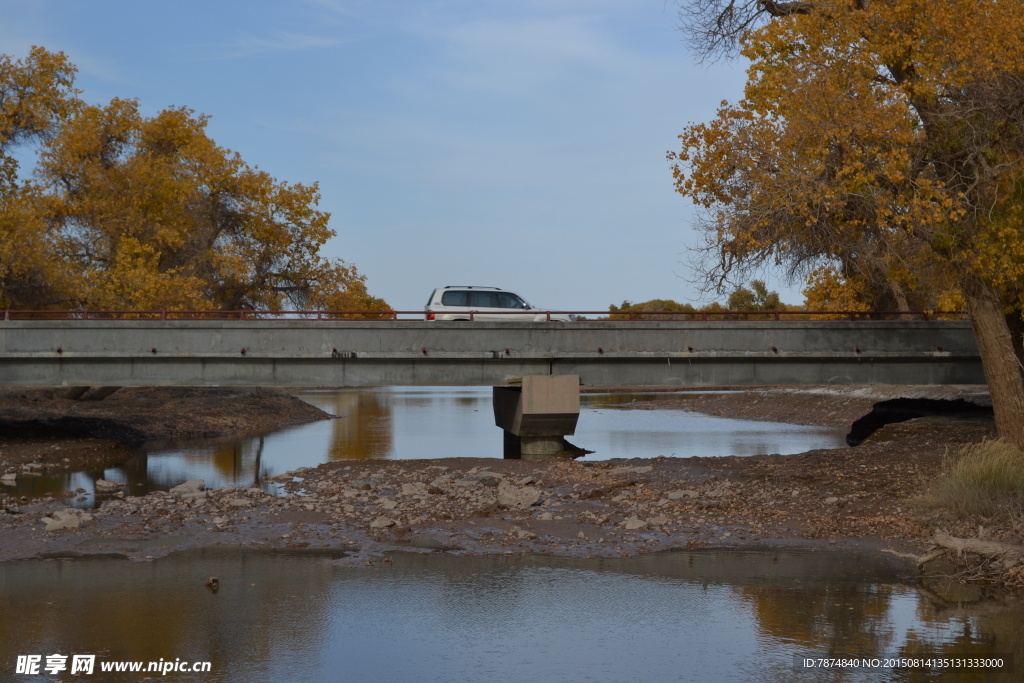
[
  {"left": 520, "top": 436, "right": 565, "bottom": 459},
  {"left": 493, "top": 375, "right": 581, "bottom": 461}
]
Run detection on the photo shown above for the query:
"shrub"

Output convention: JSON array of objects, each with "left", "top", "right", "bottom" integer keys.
[{"left": 914, "top": 439, "right": 1024, "bottom": 521}]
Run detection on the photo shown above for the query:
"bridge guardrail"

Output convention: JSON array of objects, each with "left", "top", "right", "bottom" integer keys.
[{"left": 0, "top": 309, "right": 966, "bottom": 322}]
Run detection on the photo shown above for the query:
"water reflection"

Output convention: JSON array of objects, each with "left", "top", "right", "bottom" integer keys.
[
  {"left": 1, "top": 549, "right": 1020, "bottom": 682},
  {"left": 6, "top": 388, "right": 848, "bottom": 507},
  {"left": 318, "top": 390, "right": 394, "bottom": 460}
]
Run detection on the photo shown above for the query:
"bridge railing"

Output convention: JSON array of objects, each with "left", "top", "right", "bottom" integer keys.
[{"left": 0, "top": 309, "right": 967, "bottom": 322}]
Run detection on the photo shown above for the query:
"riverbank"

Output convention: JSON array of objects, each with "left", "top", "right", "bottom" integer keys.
[{"left": 0, "top": 387, "right": 331, "bottom": 475}]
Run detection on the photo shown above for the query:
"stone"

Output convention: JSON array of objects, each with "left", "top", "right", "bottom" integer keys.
[
  {"left": 622, "top": 516, "right": 648, "bottom": 530},
  {"left": 507, "top": 525, "right": 536, "bottom": 540},
  {"left": 170, "top": 480, "right": 205, "bottom": 496},
  {"left": 0, "top": 472, "right": 16, "bottom": 484},
  {"left": 705, "top": 486, "right": 733, "bottom": 498},
  {"left": 381, "top": 499, "right": 398, "bottom": 510},
  {"left": 824, "top": 497, "right": 839, "bottom": 505},
  {"left": 42, "top": 514, "right": 81, "bottom": 531},
  {"left": 94, "top": 479, "right": 126, "bottom": 491},
  {"left": 401, "top": 483, "right": 427, "bottom": 496},
  {"left": 667, "top": 489, "right": 698, "bottom": 500},
  {"left": 537, "top": 512, "right": 553, "bottom": 520},
  {"left": 648, "top": 515, "right": 670, "bottom": 526},
  {"left": 370, "top": 516, "right": 396, "bottom": 529},
  {"left": 226, "top": 497, "right": 254, "bottom": 508},
  {"left": 211, "top": 516, "right": 229, "bottom": 525},
  {"left": 497, "top": 480, "right": 542, "bottom": 507}
]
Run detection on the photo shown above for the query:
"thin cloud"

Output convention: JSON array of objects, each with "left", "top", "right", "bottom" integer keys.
[{"left": 199, "top": 31, "right": 345, "bottom": 60}]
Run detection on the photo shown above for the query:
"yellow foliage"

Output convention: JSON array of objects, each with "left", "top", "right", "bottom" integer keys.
[
  {"left": 0, "top": 46, "right": 79, "bottom": 151},
  {"left": 801, "top": 267, "right": 870, "bottom": 319},
  {"left": 81, "top": 237, "right": 208, "bottom": 311},
  {"left": 1, "top": 48, "right": 387, "bottom": 313},
  {"left": 670, "top": 0, "right": 1024, "bottom": 309},
  {"left": 0, "top": 47, "right": 79, "bottom": 309}
]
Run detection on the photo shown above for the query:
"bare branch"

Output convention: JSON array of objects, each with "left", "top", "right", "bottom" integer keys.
[{"left": 676, "top": 0, "right": 816, "bottom": 60}]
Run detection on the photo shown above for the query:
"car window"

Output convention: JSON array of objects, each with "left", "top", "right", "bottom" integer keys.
[
  {"left": 496, "top": 292, "right": 527, "bottom": 309},
  {"left": 440, "top": 291, "right": 469, "bottom": 306},
  {"left": 469, "top": 291, "right": 498, "bottom": 308}
]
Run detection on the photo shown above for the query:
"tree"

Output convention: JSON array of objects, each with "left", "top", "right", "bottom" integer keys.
[
  {"left": 0, "top": 47, "right": 387, "bottom": 314},
  {"left": 0, "top": 47, "right": 79, "bottom": 308},
  {"left": 608, "top": 299, "right": 700, "bottom": 320},
  {"left": 36, "top": 98, "right": 387, "bottom": 312},
  {"left": 670, "top": 0, "right": 1024, "bottom": 447},
  {"left": 607, "top": 281, "right": 786, "bottom": 319},
  {"left": 726, "top": 280, "right": 781, "bottom": 311}
]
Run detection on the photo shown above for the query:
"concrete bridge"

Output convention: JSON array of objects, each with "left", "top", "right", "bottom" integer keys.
[{"left": 0, "top": 319, "right": 983, "bottom": 388}]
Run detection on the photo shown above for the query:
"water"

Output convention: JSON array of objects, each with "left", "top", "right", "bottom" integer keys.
[
  {"left": 1, "top": 549, "right": 1020, "bottom": 682},
  {"left": 7, "top": 388, "right": 848, "bottom": 507}
]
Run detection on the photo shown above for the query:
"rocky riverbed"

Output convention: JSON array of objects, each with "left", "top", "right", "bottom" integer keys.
[
  {"left": 3, "top": 411, "right": 1018, "bottom": 587},
  {"left": 2, "top": 384, "right": 1020, "bottom": 590}
]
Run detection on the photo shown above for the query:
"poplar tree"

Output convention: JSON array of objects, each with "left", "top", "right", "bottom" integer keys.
[{"left": 670, "top": 0, "right": 1024, "bottom": 447}]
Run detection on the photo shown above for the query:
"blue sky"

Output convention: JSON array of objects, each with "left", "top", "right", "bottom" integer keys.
[{"left": 1, "top": 0, "right": 802, "bottom": 310}]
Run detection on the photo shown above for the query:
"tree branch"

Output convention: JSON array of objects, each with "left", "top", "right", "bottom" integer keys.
[{"left": 760, "top": 0, "right": 815, "bottom": 17}]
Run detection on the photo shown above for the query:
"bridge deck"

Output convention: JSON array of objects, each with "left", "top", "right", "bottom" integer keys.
[{"left": 0, "top": 320, "right": 983, "bottom": 387}]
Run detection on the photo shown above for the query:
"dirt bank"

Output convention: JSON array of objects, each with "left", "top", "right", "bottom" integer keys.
[
  {"left": 0, "top": 387, "right": 331, "bottom": 474},
  {"left": 585, "top": 384, "right": 990, "bottom": 428}
]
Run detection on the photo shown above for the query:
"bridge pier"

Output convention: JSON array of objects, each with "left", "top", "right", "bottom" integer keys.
[{"left": 493, "top": 375, "right": 581, "bottom": 461}]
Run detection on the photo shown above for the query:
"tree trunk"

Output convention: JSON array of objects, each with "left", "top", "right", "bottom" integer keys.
[
  {"left": 888, "top": 280, "right": 910, "bottom": 313},
  {"left": 963, "top": 274, "right": 1024, "bottom": 449},
  {"left": 1004, "top": 309, "right": 1024, "bottom": 384}
]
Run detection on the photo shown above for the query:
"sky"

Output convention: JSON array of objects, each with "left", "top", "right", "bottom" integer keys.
[{"left": 0, "top": 0, "right": 804, "bottom": 311}]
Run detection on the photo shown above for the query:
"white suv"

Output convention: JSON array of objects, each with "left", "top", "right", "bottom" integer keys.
[{"left": 424, "top": 287, "right": 575, "bottom": 322}]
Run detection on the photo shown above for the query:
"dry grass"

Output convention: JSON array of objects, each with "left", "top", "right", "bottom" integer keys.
[{"left": 913, "top": 439, "right": 1024, "bottom": 521}]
